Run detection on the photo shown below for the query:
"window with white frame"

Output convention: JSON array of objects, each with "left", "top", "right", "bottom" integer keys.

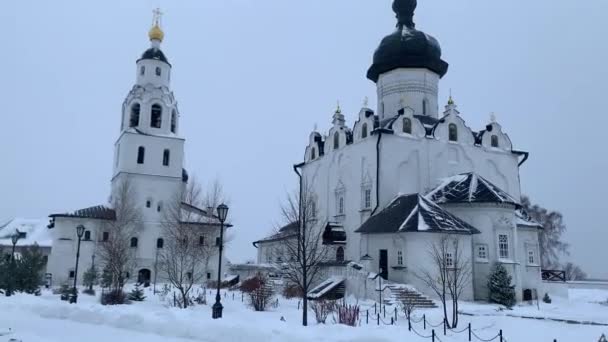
[
  {"left": 498, "top": 234, "right": 509, "bottom": 259},
  {"left": 310, "top": 199, "right": 317, "bottom": 219},
  {"left": 527, "top": 247, "right": 537, "bottom": 265},
  {"left": 397, "top": 251, "right": 403, "bottom": 266},
  {"left": 445, "top": 252, "right": 454, "bottom": 268},
  {"left": 476, "top": 244, "right": 488, "bottom": 261}
]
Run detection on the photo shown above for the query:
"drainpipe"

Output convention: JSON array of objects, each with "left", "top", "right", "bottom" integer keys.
[{"left": 371, "top": 131, "right": 384, "bottom": 216}]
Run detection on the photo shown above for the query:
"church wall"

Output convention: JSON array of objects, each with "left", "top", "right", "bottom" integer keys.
[
  {"left": 113, "top": 133, "right": 184, "bottom": 180},
  {"left": 376, "top": 68, "right": 440, "bottom": 119}
]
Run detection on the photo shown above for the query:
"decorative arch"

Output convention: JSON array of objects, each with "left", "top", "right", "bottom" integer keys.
[
  {"left": 361, "top": 123, "right": 368, "bottom": 139},
  {"left": 130, "top": 237, "right": 138, "bottom": 248},
  {"left": 333, "top": 131, "right": 340, "bottom": 150},
  {"left": 336, "top": 246, "right": 345, "bottom": 262},
  {"left": 449, "top": 123, "right": 458, "bottom": 142},
  {"left": 156, "top": 238, "right": 164, "bottom": 249},
  {"left": 403, "top": 117, "right": 412, "bottom": 134}
]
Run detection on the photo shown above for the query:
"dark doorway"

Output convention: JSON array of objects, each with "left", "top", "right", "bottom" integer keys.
[
  {"left": 138, "top": 269, "right": 151, "bottom": 287},
  {"left": 523, "top": 289, "right": 533, "bottom": 301},
  {"left": 379, "top": 249, "right": 388, "bottom": 280}
]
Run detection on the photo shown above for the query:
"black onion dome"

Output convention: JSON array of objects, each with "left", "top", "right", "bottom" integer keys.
[
  {"left": 367, "top": 0, "right": 448, "bottom": 82},
  {"left": 138, "top": 47, "right": 170, "bottom": 65}
]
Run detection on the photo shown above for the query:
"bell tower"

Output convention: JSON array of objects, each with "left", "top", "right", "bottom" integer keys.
[{"left": 112, "top": 9, "right": 186, "bottom": 217}]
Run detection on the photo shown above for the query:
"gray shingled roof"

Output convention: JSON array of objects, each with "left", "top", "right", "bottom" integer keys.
[
  {"left": 356, "top": 194, "right": 479, "bottom": 234},
  {"left": 49, "top": 205, "right": 116, "bottom": 221},
  {"left": 426, "top": 173, "right": 520, "bottom": 207}
]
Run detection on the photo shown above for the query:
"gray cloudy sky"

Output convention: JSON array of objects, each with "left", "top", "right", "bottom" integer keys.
[{"left": 3, "top": 1, "right": 607, "bottom": 278}]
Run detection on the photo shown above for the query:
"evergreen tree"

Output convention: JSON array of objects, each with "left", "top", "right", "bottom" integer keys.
[
  {"left": 0, "top": 255, "right": 9, "bottom": 293},
  {"left": 487, "top": 263, "right": 516, "bottom": 308},
  {"left": 83, "top": 265, "right": 98, "bottom": 290},
  {"left": 128, "top": 283, "right": 146, "bottom": 301},
  {"left": 14, "top": 245, "right": 46, "bottom": 294}
]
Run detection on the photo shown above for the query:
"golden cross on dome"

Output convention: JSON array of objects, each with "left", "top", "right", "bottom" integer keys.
[{"left": 152, "top": 8, "right": 163, "bottom": 27}]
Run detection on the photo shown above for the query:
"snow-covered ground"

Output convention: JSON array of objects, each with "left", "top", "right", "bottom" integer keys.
[{"left": 1, "top": 286, "right": 606, "bottom": 342}]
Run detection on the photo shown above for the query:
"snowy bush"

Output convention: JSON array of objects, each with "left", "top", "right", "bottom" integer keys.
[
  {"left": 128, "top": 284, "right": 146, "bottom": 301},
  {"left": 240, "top": 273, "right": 275, "bottom": 311},
  {"left": 310, "top": 300, "right": 336, "bottom": 324},
  {"left": 282, "top": 284, "right": 303, "bottom": 299},
  {"left": 101, "top": 289, "right": 129, "bottom": 305},
  {"left": 542, "top": 293, "right": 552, "bottom": 304},
  {"left": 335, "top": 302, "right": 359, "bottom": 326},
  {"left": 487, "top": 263, "right": 516, "bottom": 308}
]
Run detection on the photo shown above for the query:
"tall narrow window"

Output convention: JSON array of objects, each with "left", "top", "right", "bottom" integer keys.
[
  {"left": 130, "top": 103, "right": 140, "bottom": 127},
  {"left": 422, "top": 99, "right": 428, "bottom": 115},
  {"left": 137, "top": 146, "right": 145, "bottom": 164},
  {"left": 199, "top": 236, "right": 205, "bottom": 246},
  {"left": 491, "top": 135, "right": 499, "bottom": 148},
  {"left": 403, "top": 118, "right": 412, "bottom": 134},
  {"left": 151, "top": 104, "right": 162, "bottom": 128},
  {"left": 498, "top": 234, "right": 509, "bottom": 259},
  {"left": 163, "top": 149, "right": 170, "bottom": 166},
  {"left": 215, "top": 237, "right": 221, "bottom": 247},
  {"left": 102, "top": 231, "right": 109, "bottom": 242},
  {"left": 476, "top": 244, "right": 488, "bottom": 261},
  {"left": 311, "top": 148, "right": 316, "bottom": 160},
  {"left": 170, "top": 110, "right": 177, "bottom": 133},
  {"left": 336, "top": 247, "right": 345, "bottom": 262},
  {"left": 338, "top": 196, "right": 344, "bottom": 215},
  {"left": 361, "top": 123, "right": 368, "bottom": 139},
  {"left": 445, "top": 253, "right": 454, "bottom": 268},
  {"left": 156, "top": 238, "right": 164, "bottom": 249},
  {"left": 140, "top": 66, "right": 145, "bottom": 76},
  {"left": 397, "top": 251, "right": 403, "bottom": 265},
  {"left": 130, "top": 237, "right": 138, "bottom": 248},
  {"left": 364, "top": 189, "right": 372, "bottom": 209},
  {"left": 155, "top": 67, "right": 161, "bottom": 76},
  {"left": 84, "top": 231, "right": 91, "bottom": 241},
  {"left": 333, "top": 132, "right": 340, "bottom": 150},
  {"left": 311, "top": 200, "right": 317, "bottom": 218},
  {"left": 157, "top": 202, "right": 162, "bottom": 212},
  {"left": 448, "top": 123, "right": 458, "bottom": 142}
]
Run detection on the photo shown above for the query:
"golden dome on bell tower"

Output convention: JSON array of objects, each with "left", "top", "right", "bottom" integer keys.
[{"left": 148, "top": 8, "right": 164, "bottom": 42}]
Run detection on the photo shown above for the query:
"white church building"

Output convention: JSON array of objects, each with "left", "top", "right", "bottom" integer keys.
[
  {"left": 46, "top": 16, "right": 228, "bottom": 287},
  {"left": 255, "top": 0, "right": 542, "bottom": 302}
]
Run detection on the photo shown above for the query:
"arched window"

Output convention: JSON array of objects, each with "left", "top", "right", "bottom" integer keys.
[
  {"left": 151, "top": 104, "right": 162, "bottom": 128},
  {"left": 140, "top": 66, "right": 145, "bottom": 76},
  {"left": 157, "top": 201, "right": 162, "bottom": 212},
  {"left": 361, "top": 123, "right": 368, "bottom": 139},
  {"left": 333, "top": 132, "right": 340, "bottom": 150},
  {"left": 146, "top": 199, "right": 151, "bottom": 208},
  {"left": 422, "top": 99, "right": 428, "bottom": 115},
  {"left": 336, "top": 247, "right": 345, "bottom": 262},
  {"left": 448, "top": 123, "right": 458, "bottom": 142},
  {"left": 311, "top": 200, "right": 317, "bottom": 218},
  {"left": 403, "top": 118, "right": 412, "bottom": 134},
  {"left": 155, "top": 67, "right": 161, "bottom": 76},
  {"left": 491, "top": 135, "right": 499, "bottom": 147},
  {"left": 311, "top": 148, "right": 316, "bottom": 160},
  {"left": 170, "top": 110, "right": 177, "bottom": 133},
  {"left": 156, "top": 238, "right": 164, "bottom": 249},
  {"left": 130, "top": 103, "right": 140, "bottom": 127},
  {"left": 137, "top": 146, "right": 145, "bottom": 164},
  {"left": 163, "top": 149, "right": 170, "bottom": 166},
  {"left": 84, "top": 231, "right": 91, "bottom": 241},
  {"left": 338, "top": 196, "right": 344, "bottom": 215},
  {"left": 130, "top": 237, "right": 138, "bottom": 248}
]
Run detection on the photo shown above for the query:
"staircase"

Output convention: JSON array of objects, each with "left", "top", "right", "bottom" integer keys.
[{"left": 383, "top": 284, "right": 438, "bottom": 309}]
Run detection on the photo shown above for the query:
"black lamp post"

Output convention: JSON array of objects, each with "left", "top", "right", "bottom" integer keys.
[
  {"left": 212, "top": 204, "right": 229, "bottom": 319},
  {"left": 6, "top": 233, "right": 20, "bottom": 297},
  {"left": 70, "top": 224, "right": 85, "bottom": 304}
]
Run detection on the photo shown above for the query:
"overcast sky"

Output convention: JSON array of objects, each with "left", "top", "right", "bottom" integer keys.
[{"left": 3, "top": 1, "right": 607, "bottom": 278}]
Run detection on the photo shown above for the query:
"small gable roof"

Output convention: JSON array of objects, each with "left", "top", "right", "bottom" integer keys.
[
  {"left": 49, "top": 205, "right": 116, "bottom": 221},
  {"left": 355, "top": 194, "right": 479, "bottom": 234},
  {"left": 427, "top": 173, "right": 520, "bottom": 208},
  {"left": 253, "top": 221, "right": 298, "bottom": 247}
]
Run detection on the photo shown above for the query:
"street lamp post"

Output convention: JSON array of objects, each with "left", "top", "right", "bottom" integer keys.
[
  {"left": 212, "top": 204, "right": 229, "bottom": 319},
  {"left": 70, "top": 225, "right": 85, "bottom": 304},
  {"left": 6, "top": 233, "right": 20, "bottom": 297}
]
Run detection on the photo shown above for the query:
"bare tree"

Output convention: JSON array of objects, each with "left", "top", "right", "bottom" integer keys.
[
  {"left": 201, "top": 177, "right": 234, "bottom": 247},
  {"left": 521, "top": 196, "right": 569, "bottom": 268},
  {"left": 159, "top": 179, "right": 215, "bottom": 308},
  {"left": 274, "top": 182, "right": 329, "bottom": 326},
  {"left": 562, "top": 262, "right": 587, "bottom": 281},
  {"left": 98, "top": 178, "right": 140, "bottom": 296},
  {"left": 415, "top": 234, "right": 471, "bottom": 328}
]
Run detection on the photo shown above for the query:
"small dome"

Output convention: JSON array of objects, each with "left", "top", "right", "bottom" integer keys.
[
  {"left": 367, "top": 0, "right": 448, "bottom": 82},
  {"left": 149, "top": 25, "right": 164, "bottom": 42},
  {"left": 139, "top": 47, "right": 170, "bottom": 65}
]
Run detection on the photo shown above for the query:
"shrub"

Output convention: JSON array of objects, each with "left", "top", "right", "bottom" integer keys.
[
  {"left": 83, "top": 265, "right": 98, "bottom": 291},
  {"left": 128, "top": 284, "right": 146, "bottom": 302},
  {"left": 240, "top": 273, "right": 274, "bottom": 311},
  {"left": 542, "top": 293, "right": 552, "bottom": 304},
  {"left": 310, "top": 300, "right": 337, "bottom": 324},
  {"left": 487, "top": 263, "right": 516, "bottom": 308},
  {"left": 82, "top": 288, "right": 96, "bottom": 296},
  {"left": 59, "top": 283, "right": 72, "bottom": 301},
  {"left": 336, "top": 302, "right": 359, "bottom": 326},
  {"left": 101, "top": 289, "right": 129, "bottom": 305},
  {"left": 400, "top": 296, "right": 416, "bottom": 320},
  {"left": 282, "top": 284, "right": 303, "bottom": 299}
]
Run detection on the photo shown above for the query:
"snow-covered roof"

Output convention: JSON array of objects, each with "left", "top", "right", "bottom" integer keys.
[
  {"left": 49, "top": 205, "right": 116, "bottom": 221},
  {"left": 426, "top": 172, "right": 520, "bottom": 207},
  {"left": 515, "top": 209, "right": 542, "bottom": 228},
  {"left": 252, "top": 222, "right": 298, "bottom": 247},
  {"left": 307, "top": 276, "right": 345, "bottom": 300},
  {"left": 0, "top": 218, "right": 52, "bottom": 247},
  {"left": 355, "top": 194, "right": 479, "bottom": 234}
]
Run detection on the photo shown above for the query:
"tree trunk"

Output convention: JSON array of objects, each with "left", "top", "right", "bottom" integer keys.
[{"left": 181, "top": 290, "right": 188, "bottom": 309}]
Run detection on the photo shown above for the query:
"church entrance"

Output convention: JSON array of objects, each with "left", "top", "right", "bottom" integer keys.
[
  {"left": 137, "top": 269, "right": 151, "bottom": 287},
  {"left": 379, "top": 249, "right": 388, "bottom": 280}
]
